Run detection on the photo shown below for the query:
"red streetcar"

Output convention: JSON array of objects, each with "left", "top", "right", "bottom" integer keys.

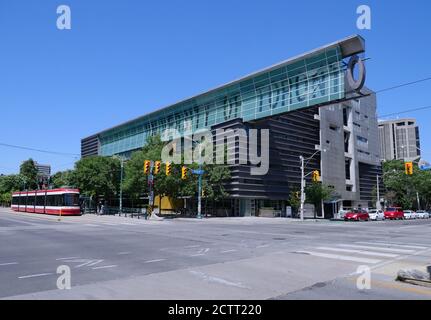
[{"left": 11, "top": 188, "right": 81, "bottom": 216}]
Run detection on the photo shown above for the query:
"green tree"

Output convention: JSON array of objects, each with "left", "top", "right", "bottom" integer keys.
[
  {"left": 73, "top": 156, "right": 120, "bottom": 200},
  {"left": 20, "top": 159, "right": 38, "bottom": 190},
  {"left": 288, "top": 189, "right": 300, "bottom": 215},
  {"left": 305, "top": 182, "right": 334, "bottom": 219},
  {"left": 51, "top": 170, "right": 76, "bottom": 188},
  {"left": 382, "top": 160, "right": 431, "bottom": 210},
  {"left": 0, "top": 174, "right": 24, "bottom": 206},
  {"left": 201, "top": 164, "right": 231, "bottom": 215}
]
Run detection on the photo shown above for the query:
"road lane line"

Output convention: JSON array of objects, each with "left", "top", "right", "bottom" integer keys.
[
  {"left": 295, "top": 251, "right": 381, "bottom": 264},
  {"left": 117, "top": 252, "right": 131, "bottom": 255},
  {"left": 18, "top": 273, "right": 53, "bottom": 279},
  {"left": 92, "top": 265, "right": 117, "bottom": 270},
  {"left": 338, "top": 244, "right": 415, "bottom": 254},
  {"left": 56, "top": 257, "right": 79, "bottom": 261},
  {"left": 0, "top": 262, "right": 18, "bottom": 266},
  {"left": 356, "top": 242, "right": 428, "bottom": 250},
  {"left": 144, "top": 259, "right": 166, "bottom": 263},
  {"left": 221, "top": 250, "right": 237, "bottom": 253},
  {"left": 190, "top": 254, "right": 206, "bottom": 257},
  {"left": 316, "top": 247, "right": 399, "bottom": 258}
]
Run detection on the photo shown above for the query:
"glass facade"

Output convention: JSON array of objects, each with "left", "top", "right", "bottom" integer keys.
[{"left": 100, "top": 46, "right": 345, "bottom": 156}]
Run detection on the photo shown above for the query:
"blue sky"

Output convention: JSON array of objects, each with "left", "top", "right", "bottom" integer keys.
[{"left": 0, "top": 0, "right": 430, "bottom": 174}]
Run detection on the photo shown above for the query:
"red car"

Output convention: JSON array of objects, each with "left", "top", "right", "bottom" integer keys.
[
  {"left": 344, "top": 209, "right": 369, "bottom": 221},
  {"left": 384, "top": 207, "right": 404, "bottom": 220}
]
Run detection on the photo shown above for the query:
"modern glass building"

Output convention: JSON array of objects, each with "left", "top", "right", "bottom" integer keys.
[
  {"left": 82, "top": 35, "right": 364, "bottom": 157},
  {"left": 81, "top": 35, "right": 380, "bottom": 217}
]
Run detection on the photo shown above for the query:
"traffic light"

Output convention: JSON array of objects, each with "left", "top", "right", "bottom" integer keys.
[
  {"left": 154, "top": 161, "right": 161, "bottom": 174},
  {"left": 165, "top": 162, "right": 172, "bottom": 176},
  {"left": 181, "top": 166, "right": 188, "bottom": 180},
  {"left": 144, "top": 160, "right": 151, "bottom": 175},
  {"left": 405, "top": 162, "right": 414, "bottom": 175},
  {"left": 312, "top": 170, "right": 320, "bottom": 182}
]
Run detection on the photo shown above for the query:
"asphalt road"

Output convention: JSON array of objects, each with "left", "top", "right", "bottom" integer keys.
[{"left": 0, "top": 207, "right": 430, "bottom": 300}]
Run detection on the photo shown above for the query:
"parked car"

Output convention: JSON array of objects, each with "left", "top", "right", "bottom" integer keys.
[
  {"left": 368, "top": 209, "right": 385, "bottom": 221},
  {"left": 344, "top": 209, "right": 369, "bottom": 221},
  {"left": 416, "top": 210, "right": 430, "bottom": 219},
  {"left": 336, "top": 209, "right": 350, "bottom": 219},
  {"left": 403, "top": 210, "right": 417, "bottom": 219},
  {"left": 384, "top": 207, "right": 404, "bottom": 220}
]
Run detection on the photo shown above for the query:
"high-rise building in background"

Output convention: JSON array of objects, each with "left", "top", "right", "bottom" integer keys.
[
  {"left": 35, "top": 162, "right": 51, "bottom": 178},
  {"left": 378, "top": 118, "right": 421, "bottom": 162}
]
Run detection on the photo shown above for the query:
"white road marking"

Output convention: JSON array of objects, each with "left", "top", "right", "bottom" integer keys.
[
  {"left": 185, "top": 245, "right": 200, "bottom": 248},
  {"left": 256, "top": 245, "right": 270, "bottom": 249},
  {"left": 316, "top": 247, "right": 399, "bottom": 258},
  {"left": 103, "top": 223, "right": 117, "bottom": 226},
  {"left": 190, "top": 254, "right": 206, "bottom": 257},
  {"left": 120, "top": 222, "right": 136, "bottom": 226},
  {"left": 296, "top": 251, "right": 382, "bottom": 264},
  {"left": 84, "top": 224, "right": 99, "bottom": 227},
  {"left": 92, "top": 265, "right": 117, "bottom": 270},
  {"left": 144, "top": 259, "right": 166, "bottom": 263},
  {"left": 117, "top": 252, "right": 131, "bottom": 255},
  {"left": 189, "top": 271, "right": 250, "bottom": 289},
  {"left": 0, "top": 262, "right": 18, "bottom": 266},
  {"left": 87, "top": 259, "right": 104, "bottom": 267},
  {"left": 221, "top": 250, "right": 237, "bottom": 253},
  {"left": 56, "top": 257, "right": 79, "bottom": 261},
  {"left": 18, "top": 273, "right": 53, "bottom": 279},
  {"left": 356, "top": 242, "right": 428, "bottom": 250},
  {"left": 338, "top": 244, "right": 415, "bottom": 254}
]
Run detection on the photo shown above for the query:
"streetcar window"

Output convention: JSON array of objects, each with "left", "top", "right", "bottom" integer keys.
[
  {"left": 19, "top": 196, "right": 26, "bottom": 206},
  {"left": 64, "top": 194, "right": 79, "bottom": 206},
  {"left": 36, "top": 195, "right": 45, "bottom": 206},
  {"left": 27, "top": 196, "right": 35, "bottom": 206},
  {"left": 12, "top": 197, "right": 19, "bottom": 205},
  {"left": 46, "top": 195, "right": 55, "bottom": 206}
]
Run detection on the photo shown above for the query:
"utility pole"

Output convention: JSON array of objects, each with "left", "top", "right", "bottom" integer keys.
[
  {"left": 376, "top": 175, "right": 380, "bottom": 210},
  {"left": 417, "top": 192, "right": 421, "bottom": 211},
  {"left": 299, "top": 155, "right": 305, "bottom": 221},
  {"left": 119, "top": 157, "right": 124, "bottom": 215},
  {"left": 197, "top": 163, "right": 203, "bottom": 219}
]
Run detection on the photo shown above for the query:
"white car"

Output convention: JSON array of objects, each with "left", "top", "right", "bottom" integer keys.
[
  {"left": 368, "top": 209, "right": 385, "bottom": 221},
  {"left": 416, "top": 210, "right": 430, "bottom": 219},
  {"left": 403, "top": 210, "right": 416, "bottom": 219}
]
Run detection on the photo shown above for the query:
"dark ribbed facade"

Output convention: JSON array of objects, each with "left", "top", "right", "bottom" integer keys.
[
  {"left": 81, "top": 135, "right": 100, "bottom": 158},
  {"left": 212, "top": 106, "right": 320, "bottom": 200}
]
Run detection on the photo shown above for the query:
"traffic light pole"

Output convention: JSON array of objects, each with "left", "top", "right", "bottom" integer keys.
[
  {"left": 197, "top": 163, "right": 203, "bottom": 219},
  {"left": 119, "top": 157, "right": 124, "bottom": 215},
  {"left": 300, "top": 156, "right": 305, "bottom": 221}
]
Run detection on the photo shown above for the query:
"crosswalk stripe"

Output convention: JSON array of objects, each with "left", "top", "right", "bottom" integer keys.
[
  {"left": 356, "top": 242, "right": 428, "bottom": 250},
  {"left": 338, "top": 244, "right": 415, "bottom": 254},
  {"left": 316, "top": 247, "right": 399, "bottom": 258},
  {"left": 295, "top": 251, "right": 381, "bottom": 264}
]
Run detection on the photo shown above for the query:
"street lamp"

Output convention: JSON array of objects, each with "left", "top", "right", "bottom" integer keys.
[
  {"left": 113, "top": 155, "right": 126, "bottom": 215},
  {"left": 299, "top": 148, "right": 327, "bottom": 221}
]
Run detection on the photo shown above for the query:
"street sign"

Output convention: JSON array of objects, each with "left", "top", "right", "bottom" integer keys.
[
  {"left": 419, "top": 159, "right": 431, "bottom": 171},
  {"left": 192, "top": 169, "right": 205, "bottom": 175}
]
